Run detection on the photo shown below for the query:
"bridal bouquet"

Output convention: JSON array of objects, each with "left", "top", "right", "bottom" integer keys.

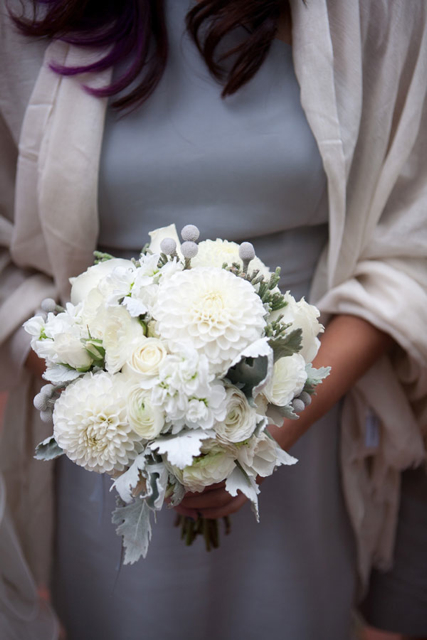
[{"left": 24, "top": 224, "right": 329, "bottom": 563}]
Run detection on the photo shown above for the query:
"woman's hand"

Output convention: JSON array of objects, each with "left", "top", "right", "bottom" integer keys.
[
  {"left": 25, "top": 349, "right": 46, "bottom": 378},
  {"left": 174, "top": 314, "right": 394, "bottom": 520},
  {"left": 174, "top": 481, "right": 251, "bottom": 520}
]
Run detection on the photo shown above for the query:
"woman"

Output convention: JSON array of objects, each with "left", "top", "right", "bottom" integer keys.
[{"left": 0, "top": 0, "right": 426, "bottom": 638}]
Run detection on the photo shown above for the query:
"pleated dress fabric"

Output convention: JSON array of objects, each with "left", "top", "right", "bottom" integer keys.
[{"left": 53, "top": 2, "right": 356, "bottom": 638}]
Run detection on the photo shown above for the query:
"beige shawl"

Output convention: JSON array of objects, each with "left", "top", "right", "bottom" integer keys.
[{"left": 0, "top": 0, "right": 426, "bottom": 630}]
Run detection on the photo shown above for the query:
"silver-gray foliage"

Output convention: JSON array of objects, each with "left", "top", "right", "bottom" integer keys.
[
  {"left": 112, "top": 498, "right": 152, "bottom": 565},
  {"left": 35, "top": 436, "right": 64, "bottom": 461}
]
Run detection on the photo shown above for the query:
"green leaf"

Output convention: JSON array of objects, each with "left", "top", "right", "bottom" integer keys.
[
  {"left": 93, "top": 250, "right": 114, "bottom": 263},
  {"left": 269, "top": 328, "right": 303, "bottom": 360},
  {"left": 35, "top": 436, "right": 64, "bottom": 461},
  {"left": 226, "top": 356, "right": 270, "bottom": 399},
  {"left": 304, "top": 364, "right": 331, "bottom": 395},
  {"left": 112, "top": 498, "right": 152, "bottom": 564}
]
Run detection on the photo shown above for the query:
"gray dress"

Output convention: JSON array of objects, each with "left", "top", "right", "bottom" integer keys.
[{"left": 54, "top": 2, "right": 356, "bottom": 638}]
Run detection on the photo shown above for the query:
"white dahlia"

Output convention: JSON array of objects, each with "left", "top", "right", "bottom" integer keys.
[
  {"left": 154, "top": 267, "right": 266, "bottom": 374},
  {"left": 53, "top": 372, "right": 143, "bottom": 474},
  {"left": 191, "top": 239, "right": 271, "bottom": 278}
]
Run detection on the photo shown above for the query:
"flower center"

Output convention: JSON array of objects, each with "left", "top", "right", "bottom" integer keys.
[{"left": 193, "top": 291, "right": 225, "bottom": 323}]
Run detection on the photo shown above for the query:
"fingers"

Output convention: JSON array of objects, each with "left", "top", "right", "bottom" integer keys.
[
  {"left": 197, "top": 493, "right": 248, "bottom": 519},
  {"left": 180, "top": 487, "right": 234, "bottom": 510},
  {"left": 173, "top": 504, "right": 199, "bottom": 519}
]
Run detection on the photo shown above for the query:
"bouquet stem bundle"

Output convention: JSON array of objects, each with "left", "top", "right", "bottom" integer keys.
[{"left": 175, "top": 515, "right": 231, "bottom": 550}]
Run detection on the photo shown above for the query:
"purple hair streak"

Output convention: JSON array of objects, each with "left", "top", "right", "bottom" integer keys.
[{"left": 11, "top": 0, "right": 291, "bottom": 111}]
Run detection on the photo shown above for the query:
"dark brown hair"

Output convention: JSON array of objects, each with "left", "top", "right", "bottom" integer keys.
[{"left": 11, "top": 0, "right": 290, "bottom": 111}]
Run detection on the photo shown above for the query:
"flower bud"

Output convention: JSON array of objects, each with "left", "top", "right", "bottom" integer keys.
[
  {"left": 181, "top": 224, "right": 200, "bottom": 243},
  {"left": 33, "top": 393, "right": 49, "bottom": 412},
  {"left": 239, "top": 242, "right": 255, "bottom": 262},
  {"left": 40, "top": 409, "right": 53, "bottom": 423},
  {"left": 299, "top": 391, "right": 312, "bottom": 406},
  {"left": 291, "top": 398, "right": 305, "bottom": 413},
  {"left": 160, "top": 238, "right": 177, "bottom": 255},
  {"left": 40, "top": 384, "right": 55, "bottom": 398},
  {"left": 181, "top": 241, "right": 198, "bottom": 259},
  {"left": 239, "top": 242, "right": 255, "bottom": 273},
  {"left": 41, "top": 298, "right": 57, "bottom": 313}
]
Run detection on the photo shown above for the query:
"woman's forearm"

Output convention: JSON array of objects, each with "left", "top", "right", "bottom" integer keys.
[{"left": 270, "top": 314, "right": 395, "bottom": 451}]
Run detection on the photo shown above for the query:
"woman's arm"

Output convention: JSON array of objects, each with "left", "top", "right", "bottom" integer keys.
[{"left": 175, "top": 314, "right": 394, "bottom": 519}]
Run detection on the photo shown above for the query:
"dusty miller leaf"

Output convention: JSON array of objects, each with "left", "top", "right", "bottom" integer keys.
[
  {"left": 112, "top": 454, "right": 147, "bottom": 503},
  {"left": 112, "top": 498, "right": 152, "bottom": 565},
  {"left": 304, "top": 364, "right": 331, "bottom": 395},
  {"left": 145, "top": 462, "right": 169, "bottom": 510},
  {"left": 43, "top": 365, "right": 81, "bottom": 384},
  {"left": 226, "top": 338, "right": 274, "bottom": 400},
  {"left": 225, "top": 464, "right": 260, "bottom": 522},
  {"left": 150, "top": 429, "right": 214, "bottom": 469},
  {"left": 269, "top": 328, "right": 302, "bottom": 361},
  {"left": 266, "top": 403, "right": 299, "bottom": 425},
  {"left": 34, "top": 435, "right": 64, "bottom": 461}
]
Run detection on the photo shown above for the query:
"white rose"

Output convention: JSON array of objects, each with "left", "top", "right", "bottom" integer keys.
[
  {"left": 148, "top": 224, "right": 181, "bottom": 255},
  {"left": 264, "top": 353, "right": 307, "bottom": 407},
  {"left": 214, "top": 387, "right": 257, "bottom": 443},
  {"left": 270, "top": 293, "right": 324, "bottom": 363},
  {"left": 123, "top": 338, "right": 168, "bottom": 383},
  {"left": 55, "top": 332, "right": 93, "bottom": 370},
  {"left": 127, "top": 386, "right": 164, "bottom": 439},
  {"left": 70, "top": 258, "right": 133, "bottom": 305},
  {"left": 173, "top": 451, "right": 236, "bottom": 493},
  {"left": 95, "top": 305, "right": 144, "bottom": 374}
]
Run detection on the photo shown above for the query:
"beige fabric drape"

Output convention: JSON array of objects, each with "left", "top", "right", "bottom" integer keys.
[{"left": 0, "top": 0, "right": 426, "bottom": 629}]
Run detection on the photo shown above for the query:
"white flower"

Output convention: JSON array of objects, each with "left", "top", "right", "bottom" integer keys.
[
  {"left": 151, "top": 347, "right": 227, "bottom": 430},
  {"left": 237, "top": 432, "right": 298, "bottom": 478},
  {"left": 154, "top": 267, "right": 266, "bottom": 374},
  {"left": 263, "top": 353, "right": 307, "bottom": 407},
  {"left": 97, "top": 264, "right": 136, "bottom": 305},
  {"left": 172, "top": 450, "right": 236, "bottom": 493},
  {"left": 70, "top": 258, "right": 133, "bottom": 305},
  {"left": 23, "top": 315, "right": 46, "bottom": 340},
  {"left": 53, "top": 372, "right": 143, "bottom": 473},
  {"left": 148, "top": 224, "right": 181, "bottom": 255},
  {"left": 54, "top": 332, "right": 93, "bottom": 370},
  {"left": 123, "top": 338, "right": 168, "bottom": 383},
  {"left": 191, "top": 239, "right": 270, "bottom": 278},
  {"left": 127, "top": 386, "right": 165, "bottom": 440},
  {"left": 214, "top": 387, "right": 257, "bottom": 443},
  {"left": 94, "top": 305, "right": 144, "bottom": 374},
  {"left": 270, "top": 293, "right": 324, "bottom": 363}
]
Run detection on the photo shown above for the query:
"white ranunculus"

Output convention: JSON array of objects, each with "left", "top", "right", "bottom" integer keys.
[
  {"left": 70, "top": 258, "right": 133, "bottom": 305},
  {"left": 127, "top": 386, "right": 164, "bottom": 440},
  {"left": 95, "top": 305, "right": 144, "bottom": 374},
  {"left": 123, "top": 338, "right": 168, "bottom": 382},
  {"left": 173, "top": 450, "right": 236, "bottom": 493},
  {"left": 53, "top": 372, "right": 143, "bottom": 473},
  {"left": 264, "top": 353, "right": 307, "bottom": 407},
  {"left": 148, "top": 224, "right": 181, "bottom": 255},
  {"left": 270, "top": 292, "right": 324, "bottom": 363},
  {"left": 214, "top": 387, "right": 257, "bottom": 443},
  {"left": 237, "top": 432, "right": 297, "bottom": 478},
  {"left": 154, "top": 267, "right": 267, "bottom": 374},
  {"left": 237, "top": 433, "right": 280, "bottom": 477},
  {"left": 54, "top": 332, "right": 93, "bottom": 370},
  {"left": 191, "top": 239, "right": 271, "bottom": 278}
]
